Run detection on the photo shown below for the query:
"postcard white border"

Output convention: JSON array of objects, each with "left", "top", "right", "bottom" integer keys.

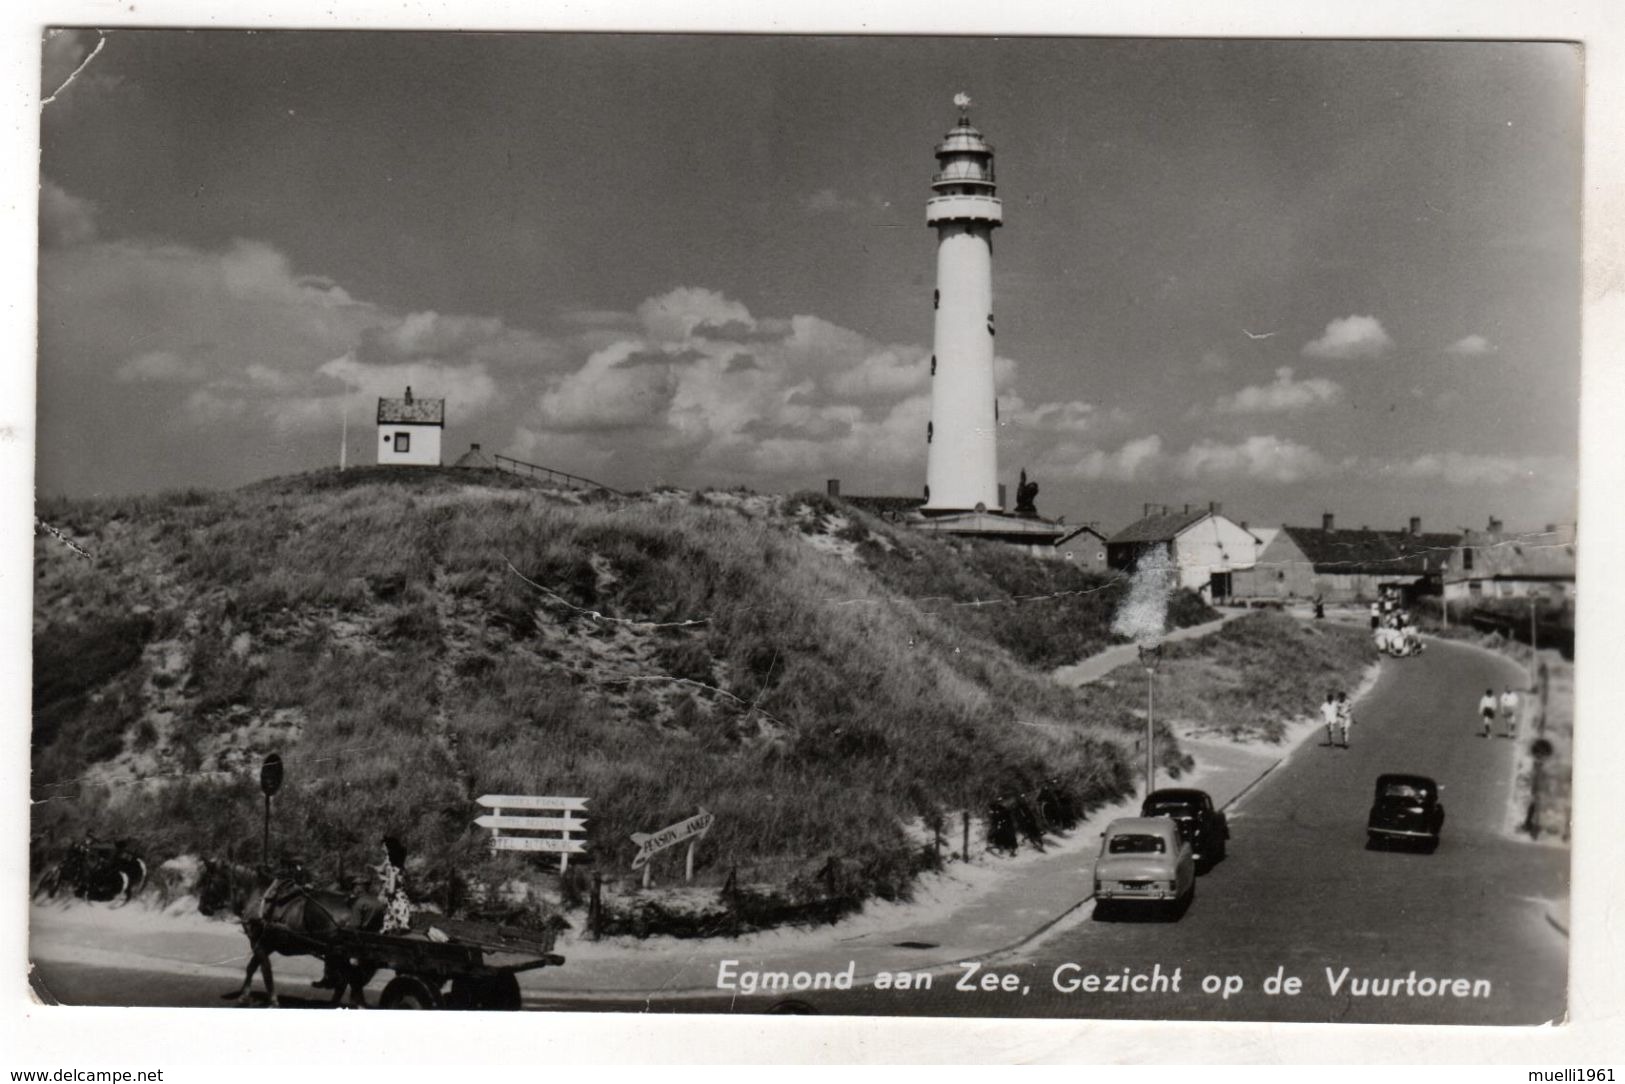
[{"left": 4, "top": 0, "right": 1621, "bottom": 1069}]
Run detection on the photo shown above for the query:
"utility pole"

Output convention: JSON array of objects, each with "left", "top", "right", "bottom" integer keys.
[
  {"left": 1529, "top": 594, "right": 1539, "bottom": 686},
  {"left": 1139, "top": 642, "right": 1163, "bottom": 794}
]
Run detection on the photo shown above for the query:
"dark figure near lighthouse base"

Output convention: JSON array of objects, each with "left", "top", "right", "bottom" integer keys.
[{"left": 1014, "top": 469, "right": 1040, "bottom": 518}]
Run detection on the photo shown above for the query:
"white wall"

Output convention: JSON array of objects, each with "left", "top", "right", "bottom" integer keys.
[
  {"left": 1172, "top": 515, "right": 1260, "bottom": 592},
  {"left": 377, "top": 424, "right": 442, "bottom": 466},
  {"left": 924, "top": 221, "right": 1000, "bottom": 512}
]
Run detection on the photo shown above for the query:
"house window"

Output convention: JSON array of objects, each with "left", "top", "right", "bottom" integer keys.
[
  {"left": 394, "top": 433, "right": 411, "bottom": 454},
  {"left": 1469, "top": 581, "right": 1483, "bottom": 596}
]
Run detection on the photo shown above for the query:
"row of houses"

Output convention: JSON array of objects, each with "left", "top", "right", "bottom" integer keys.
[{"left": 1096, "top": 504, "right": 1576, "bottom": 606}]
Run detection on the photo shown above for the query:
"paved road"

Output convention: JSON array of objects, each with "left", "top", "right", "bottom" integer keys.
[
  {"left": 32, "top": 641, "right": 1567, "bottom": 1024},
  {"left": 574, "top": 639, "right": 1569, "bottom": 1024}
]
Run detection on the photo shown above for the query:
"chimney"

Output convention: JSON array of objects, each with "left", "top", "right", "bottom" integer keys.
[
  {"left": 1144, "top": 503, "right": 1155, "bottom": 518},
  {"left": 1209, "top": 501, "right": 1222, "bottom": 516},
  {"left": 1183, "top": 503, "right": 1192, "bottom": 515},
  {"left": 998, "top": 483, "right": 1008, "bottom": 509},
  {"left": 1322, "top": 512, "right": 1335, "bottom": 532},
  {"left": 1240, "top": 520, "right": 1249, "bottom": 532},
  {"left": 826, "top": 478, "right": 841, "bottom": 498},
  {"left": 1488, "top": 516, "right": 1504, "bottom": 533},
  {"left": 404, "top": 385, "right": 414, "bottom": 403},
  {"left": 470, "top": 443, "right": 481, "bottom": 452},
  {"left": 1409, "top": 516, "right": 1421, "bottom": 536}
]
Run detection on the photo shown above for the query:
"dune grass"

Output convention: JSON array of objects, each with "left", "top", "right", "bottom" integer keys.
[{"left": 32, "top": 469, "right": 1222, "bottom": 914}]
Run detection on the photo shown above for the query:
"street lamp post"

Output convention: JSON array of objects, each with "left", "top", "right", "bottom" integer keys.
[{"left": 1139, "top": 642, "right": 1163, "bottom": 794}]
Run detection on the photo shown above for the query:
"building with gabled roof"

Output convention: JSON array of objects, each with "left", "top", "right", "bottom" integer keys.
[
  {"left": 1055, "top": 523, "right": 1111, "bottom": 572},
  {"left": 377, "top": 386, "right": 445, "bottom": 466},
  {"left": 1106, "top": 502, "right": 1260, "bottom": 598},
  {"left": 1236, "top": 513, "right": 1458, "bottom": 602},
  {"left": 1443, "top": 519, "right": 1576, "bottom": 603}
]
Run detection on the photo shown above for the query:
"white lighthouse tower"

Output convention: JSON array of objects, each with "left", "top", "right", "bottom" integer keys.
[{"left": 923, "top": 93, "right": 1003, "bottom": 514}]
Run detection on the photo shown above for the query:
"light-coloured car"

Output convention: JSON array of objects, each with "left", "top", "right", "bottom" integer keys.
[{"left": 1092, "top": 816, "right": 1196, "bottom": 920}]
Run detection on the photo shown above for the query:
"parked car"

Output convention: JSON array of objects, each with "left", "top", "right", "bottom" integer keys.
[
  {"left": 1092, "top": 817, "right": 1195, "bottom": 920},
  {"left": 1366, "top": 773, "right": 1445, "bottom": 851},
  {"left": 1140, "top": 787, "right": 1229, "bottom": 870}
]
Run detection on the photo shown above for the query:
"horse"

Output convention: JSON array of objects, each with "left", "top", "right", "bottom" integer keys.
[{"left": 198, "top": 859, "right": 382, "bottom": 1008}]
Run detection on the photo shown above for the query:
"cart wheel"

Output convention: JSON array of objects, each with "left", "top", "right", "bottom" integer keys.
[{"left": 379, "top": 975, "right": 442, "bottom": 1010}]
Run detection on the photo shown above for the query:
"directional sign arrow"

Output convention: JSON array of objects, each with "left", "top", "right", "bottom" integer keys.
[{"left": 475, "top": 814, "right": 588, "bottom": 832}]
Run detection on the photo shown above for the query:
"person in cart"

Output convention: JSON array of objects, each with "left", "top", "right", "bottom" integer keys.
[
  {"left": 377, "top": 835, "right": 413, "bottom": 934},
  {"left": 315, "top": 835, "right": 415, "bottom": 989}
]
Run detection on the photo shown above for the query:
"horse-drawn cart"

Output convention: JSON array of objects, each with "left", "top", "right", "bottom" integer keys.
[{"left": 319, "top": 916, "right": 565, "bottom": 1010}]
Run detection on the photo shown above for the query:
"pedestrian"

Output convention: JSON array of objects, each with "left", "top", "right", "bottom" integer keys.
[
  {"left": 1313, "top": 595, "right": 1325, "bottom": 620},
  {"left": 1369, "top": 601, "right": 1381, "bottom": 630},
  {"left": 1499, "top": 686, "right": 1520, "bottom": 738},
  {"left": 1478, "top": 688, "right": 1497, "bottom": 738},
  {"left": 1335, "top": 691, "right": 1354, "bottom": 748},
  {"left": 376, "top": 835, "right": 413, "bottom": 934},
  {"left": 1320, "top": 691, "right": 1340, "bottom": 746}
]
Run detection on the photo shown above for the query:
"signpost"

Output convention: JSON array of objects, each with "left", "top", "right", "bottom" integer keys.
[
  {"left": 259, "top": 753, "right": 283, "bottom": 866},
  {"left": 630, "top": 808, "right": 714, "bottom": 889},
  {"left": 476, "top": 795, "right": 589, "bottom": 873}
]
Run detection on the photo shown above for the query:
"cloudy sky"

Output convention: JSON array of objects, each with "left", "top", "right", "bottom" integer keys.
[{"left": 37, "top": 32, "right": 1581, "bottom": 532}]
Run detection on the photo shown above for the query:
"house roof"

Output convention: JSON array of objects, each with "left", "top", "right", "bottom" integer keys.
[
  {"left": 377, "top": 396, "right": 445, "bottom": 426},
  {"left": 1277, "top": 526, "right": 1460, "bottom": 577},
  {"left": 1249, "top": 526, "right": 1282, "bottom": 552},
  {"left": 1057, "top": 523, "right": 1110, "bottom": 547},
  {"left": 1456, "top": 526, "right": 1576, "bottom": 580},
  {"left": 909, "top": 510, "right": 1067, "bottom": 541},
  {"left": 1108, "top": 509, "right": 1211, "bottom": 544}
]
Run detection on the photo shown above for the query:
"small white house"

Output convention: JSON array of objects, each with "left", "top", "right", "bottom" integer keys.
[
  {"left": 376, "top": 386, "right": 444, "bottom": 467},
  {"left": 1107, "top": 503, "right": 1261, "bottom": 599}
]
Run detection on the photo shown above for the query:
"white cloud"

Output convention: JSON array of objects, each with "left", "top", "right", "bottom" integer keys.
[
  {"left": 828, "top": 347, "right": 929, "bottom": 400},
  {"left": 1175, "top": 435, "right": 1330, "bottom": 483},
  {"left": 1197, "top": 350, "right": 1231, "bottom": 373},
  {"left": 801, "top": 188, "right": 891, "bottom": 216},
  {"left": 1212, "top": 367, "right": 1343, "bottom": 415},
  {"left": 512, "top": 286, "right": 1073, "bottom": 492},
  {"left": 38, "top": 187, "right": 580, "bottom": 493},
  {"left": 40, "top": 178, "right": 98, "bottom": 248},
  {"left": 1302, "top": 315, "right": 1394, "bottom": 360},
  {"left": 1032, "top": 435, "right": 1164, "bottom": 483},
  {"left": 116, "top": 350, "right": 203, "bottom": 383},
  {"left": 1444, "top": 334, "right": 1495, "bottom": 357},
  {"left": 1377, "top": 452, "right": 1565, "bottom": 487},
  {"left": 637, "top": 287, "right": 754, "bottom": 344}
]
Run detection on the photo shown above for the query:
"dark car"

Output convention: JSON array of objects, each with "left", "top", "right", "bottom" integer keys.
[
  {"left": 1141, "top": 788, "right": 1229, "bottom": 870},
  {"left": 1366, "top": 773, "right": 1445, "bottom": 851}
]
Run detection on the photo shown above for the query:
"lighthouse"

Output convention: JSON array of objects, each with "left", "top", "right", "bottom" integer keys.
[{"left": 923, "top": 93, "right": 1003, "bottom": 514}]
